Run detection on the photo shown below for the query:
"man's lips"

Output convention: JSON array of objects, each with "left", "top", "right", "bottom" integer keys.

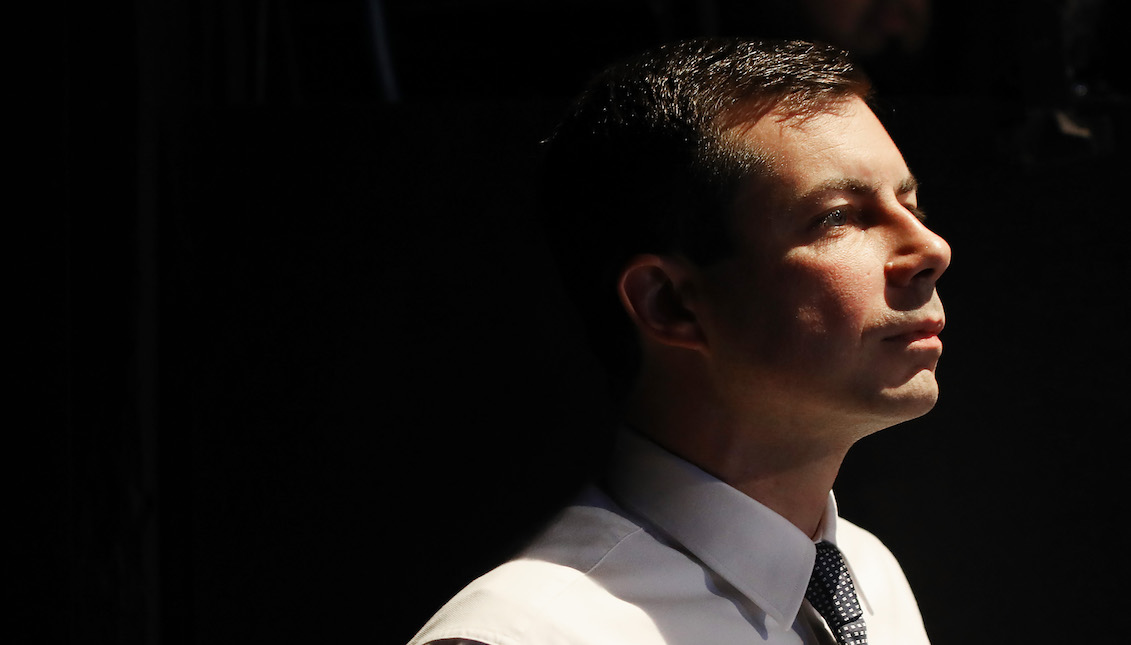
[{"left": 881, "top": 318, "right": 945, "bottom": 343}]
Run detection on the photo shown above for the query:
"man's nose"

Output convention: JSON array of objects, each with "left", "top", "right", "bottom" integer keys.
[{"left": 884, "top": 210, "right": 952, "bottom": 288}]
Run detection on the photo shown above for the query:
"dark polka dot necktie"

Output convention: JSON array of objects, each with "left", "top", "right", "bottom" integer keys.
[{"left": 805, "top": 540, "right": 868, "bottom": 645}]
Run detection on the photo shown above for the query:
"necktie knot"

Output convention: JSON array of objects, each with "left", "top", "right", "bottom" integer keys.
[{"left": 805, "top": 541, "right": 868, "bottom": 645}]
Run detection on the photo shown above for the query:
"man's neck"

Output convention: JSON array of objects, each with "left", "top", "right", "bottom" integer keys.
[
  {"left": 699, "top": 437, "right": 847, "bottom": 539},
  {"left": 624, "top": 371, "right": 859, "bottom": 538},
  {"left": 632, "top": 418, "right": 849, "bottom": 538}
]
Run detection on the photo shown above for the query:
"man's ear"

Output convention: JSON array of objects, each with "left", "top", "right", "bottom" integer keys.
[{"left": 617, "top": 254, "right": 707, "bottom": 351}]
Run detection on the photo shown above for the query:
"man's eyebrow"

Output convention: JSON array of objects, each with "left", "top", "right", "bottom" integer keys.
[
  {"left": 896, "top": 175, "right": 919, "bottom": 195},
  {"left": 798, "top": 175, "right": 920, "bottom": 201}
]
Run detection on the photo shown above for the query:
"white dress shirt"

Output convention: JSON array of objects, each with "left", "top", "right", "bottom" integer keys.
[{"left": 408, "top": 431, "right": 930, "bottom": 645}]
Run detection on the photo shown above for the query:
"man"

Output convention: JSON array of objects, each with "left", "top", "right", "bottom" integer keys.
[{"left": 409, "top": 38, "right": 948, "bottom": 645}]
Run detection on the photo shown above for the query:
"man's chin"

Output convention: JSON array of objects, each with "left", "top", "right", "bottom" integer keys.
[{"left": 878, "top": 370, "right": 941, "bottom": 421}]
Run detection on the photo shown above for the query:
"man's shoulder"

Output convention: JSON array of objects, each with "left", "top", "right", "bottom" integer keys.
[
  {"left": 515, "top": 485, "right": 647, "bottom": 566},
  {"left": 835, "top": 517, "right": 930, "bottom": 644},
  {"left": 835, "top": 516, "right": 891, "bottom": 558},
  {"left": 834, "top": 516, "right": 909, "bottom": 582},
  {"left": 406, "top": 486, "right": 672, "bottom": 645}
]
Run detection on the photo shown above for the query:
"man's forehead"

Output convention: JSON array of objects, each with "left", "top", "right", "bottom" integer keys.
[
  {"left": 717, "top": 99, "right": 863, "bottom": 191},
  {"left": 728, "top": 98, "right": 903, "bottom": 174},
  {"left": 718, "top": 94, "right": 864, "bottom": 145}
]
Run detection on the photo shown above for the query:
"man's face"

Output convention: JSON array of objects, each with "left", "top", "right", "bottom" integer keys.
[{"left": 695, "top": 96, "right": 950, "bottom": 436}]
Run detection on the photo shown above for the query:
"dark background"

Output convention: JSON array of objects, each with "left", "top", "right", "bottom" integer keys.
[{"left": 50, "top": 1, "right": 1129, "bottom": 643}]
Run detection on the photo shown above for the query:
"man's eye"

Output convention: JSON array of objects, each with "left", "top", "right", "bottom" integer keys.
[
  {"left": 907, "top": 205, "right": 928, "bottom": 223},
  {"left": 819, "top": 208, "right": 849, "bottom": 228}
]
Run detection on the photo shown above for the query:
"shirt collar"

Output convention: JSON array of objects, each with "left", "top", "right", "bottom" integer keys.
[{"left": 603, "top": 429, "right": 840, "bottom": 630}]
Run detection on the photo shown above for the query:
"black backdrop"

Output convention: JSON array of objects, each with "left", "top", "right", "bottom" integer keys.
[{"left": 52, "top": 1, "right": 1130, "bottom": 644}]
